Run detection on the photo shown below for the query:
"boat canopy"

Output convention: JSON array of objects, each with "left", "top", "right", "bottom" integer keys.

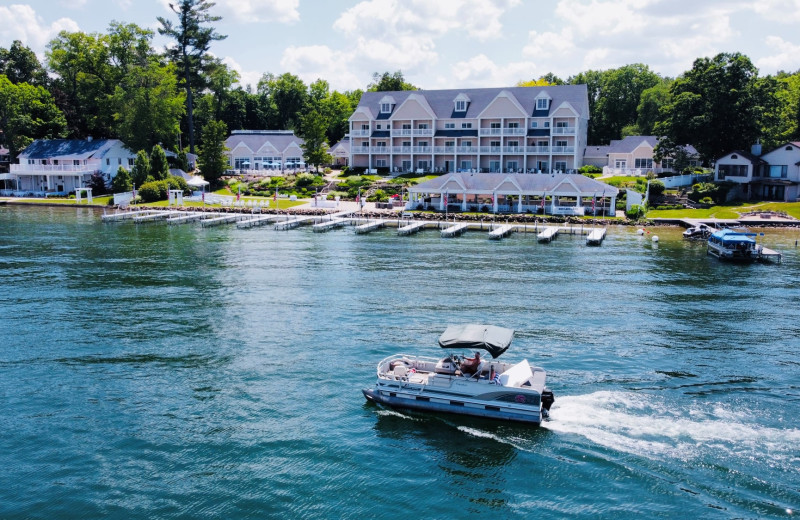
[
  {"left": 438, "top": 324, "right": 514, "bottom": 358},
  {"left": 710, "top": 229, "right": 756, "bottom": 244}
]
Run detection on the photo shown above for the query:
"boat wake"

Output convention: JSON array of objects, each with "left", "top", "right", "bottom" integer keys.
[{"left": 543, "top": 391, "right": 800, "bottom": 467}]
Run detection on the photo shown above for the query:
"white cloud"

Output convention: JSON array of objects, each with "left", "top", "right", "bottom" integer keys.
[
  {"left": 280, "top": 45, "right": 362, "bottom": 92},
  {"left": 0, "top": 4, "right": 79, "bottom": 56},
  {"left": 751, "top": 0, "right": 800, "bottom": 23},
  {"left": 443, "top": 54, "right": 538, "bottom": 88},
  {"left": 59, "top": 0, "right": 87, "bottom": 8},
  {"left": 216, "top": 0, "right": 300, "bottom": 24},
  {"left": 756, "top": 36, "right": 800, "bottom": 71},
  {"left": 221, "top": 56, "right": 262, "bottom": 90}
]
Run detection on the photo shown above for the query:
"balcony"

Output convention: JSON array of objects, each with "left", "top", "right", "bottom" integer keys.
[
  {"left": 11, "top": 162, "right": 99, "bottom": 174},
  {"left": 527, "top": 146, "right": 550, "bottom": 153},
  {"left": 551, "top": 146, "right": 576, "bottom": 154},
  {"left": 412, "top": 129, "right": 434, "bottom": 136},
  {"left": 552, "top": 126, "right": 576, "bottom": 135},
  {"left": 392, "top": 129, "right": 412, "bottom": 136},
  {"left": 479, "top": 128, "right": 526, "bottom": 136},
  {"left": 350, "top": 129, "right": 371, "bottom": 137}
]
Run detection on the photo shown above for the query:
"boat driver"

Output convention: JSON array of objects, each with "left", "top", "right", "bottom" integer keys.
[{"left": 461, "top": 351, "right": 481, "bottom": 375}]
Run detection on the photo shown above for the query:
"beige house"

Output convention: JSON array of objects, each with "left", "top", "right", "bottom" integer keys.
[
  {"left": 585, "top": 136, "right": 699, "bottom": 175},
  {"left": 225, "top": 130, "right": 306, "bottom": 173},
  {"left": 328, "top": 136, "right": 350, "bottom": 166},
  {"left": 348, "top": 85, "right": 589, "bottom": 174}
]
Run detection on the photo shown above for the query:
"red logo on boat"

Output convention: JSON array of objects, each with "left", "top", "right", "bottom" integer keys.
[{"left": 515, "top": 394, "right": 526, "bottom": 403}]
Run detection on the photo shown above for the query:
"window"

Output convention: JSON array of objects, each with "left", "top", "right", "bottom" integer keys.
[
  {"left": 634, "top": 158, "right": 653, "bottom": 169},
  {"left": 376, "top": 124, "right": 381, "bottom": 130},
  {"left": 127, "top": 158, "right": 134, "bottom": 167},
  {"left": 455, "top": 100, "right": 466, "bottom": 112},
  {"left": 556, "top": 140, "right": 568, "bottom": 147},
  {"left": 73, "top": 160, "right": 80, "bottom": 166},
  {"left": 402, "top": 124, "right": 411, "bottom": 129},
  {"left": 445, "top": 141, "right": 455, "bottom": 147},
  {"left": 106, "top": 159, "right": 110, "bottom": 165},
  {"left": 418, "top": 123, "right": 428, "bottom": 129},
  {"left": 508, "top": 141, "right": 519, "bottom": 148},
  {"left": 554, "top": 161, "right": 567, "bottom": 171},
  {"left": 418, "top": 141, "right": 428, "bottom": 147},
  {"left": 376, "top": 159, "right": 387, "bottom": 167},
  {"left": 531, "top": 121, "right": 538, "bottom": 128},
  {"left": 490, "top": 122, "right": 501, "bottom": 129},
  {"left": 234, "top": 157, "right": 250, "bottom": 169},
  {"left": 718, "top": 164, "right": 748, "bottom": 179},
  {"left": 380, "top": 103, "right": 391, "bottom": 113},
  {"left": 508, "top": 122, "right": 519, "bottom": 128},
  {"left": 462, "top": 122, "right": 472, "bottom": 129},
  {"left": 544, "top": 121, "right": 550, "bottom": 128},
  {"left": 769, "top": 165, "right": 788, "bottom": 178},
  {"left": 615, "top": 159, "right": 627, "bottom": 168},
  {"left": 418, "top": 160, "right": 429, "bottom": 169},
  {"left": 362, "top": 142, "right": 369, "bottom": 148},
  {"left": 444, "top": 123, "right": 455, "bottom": 129},
  {"left": 556, "top": 121, "right": 568, "bottom": 128},
  {"left": 460, "top": 160, "right": 472, "bottom": 170},
  {"left": 536, "top": 98, "right": 549, "bottom": 110},
  {"left": 402, "top": 141, "right": 411, "bottom": 147},
  {"left": 462, "top": 141, "right": 472, "bottom": 147},
  {"left": 376, "top": 142, "right": 386, "bottom": 147},
  {"left": 118, "top": 158, "right": 122, "bottom": 165},
  {"left": 490, "top": 141, "right": 500, "bottom": 148}
]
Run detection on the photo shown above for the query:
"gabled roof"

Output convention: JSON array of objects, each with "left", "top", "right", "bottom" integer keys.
[
  {"left": 605, "top": 136, "right": 698, "bottom": 156},
  {"left": 584, "top": 145, "right": 611, "bottom": 159},
  {"left": 354, "top": 85, "right": 589, "bottom": 120},
  {"left": 18, "top": 139, "right": 129, "bottom": 160},
  {"left": 224, "top": 130, "right": 304, "bottom": 154},
  {"left": 716, "top": 150, "right": 767, "bottom": 165},
  {"left": 409, "top": 172, "right": 618, "bottom": 196}
]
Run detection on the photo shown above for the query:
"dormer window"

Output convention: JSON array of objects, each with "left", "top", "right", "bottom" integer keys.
[
  {"left": 380, "top": 103, "right": 391, "bottom": 113},
  {"left": 536, "top": 98, "right": 549, "bottom": 110},
  {"left": 455, "top": 100, "right": 466, "bottom": 112},
  {"left": 731, "top": 154, "right": 738, "bottom": 159},
  {"left": 786, "top": 146, "right": 793, "bottom": 151}
]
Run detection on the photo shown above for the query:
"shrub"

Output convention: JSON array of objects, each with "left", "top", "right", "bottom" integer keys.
[
  {"left": 166, "top": 175, "right": 188, "bottom": 193},
  {"left": 648, "top": 180, "right": 666, "bottom": 198},
  {"left": 699, "top": 196, "right": 714, "bottom": 205},
  {"left": 626, "top": 204, "right": 645, "bottom": 219},
  {"left": 579, "top": 165, "right": 602, "bottom": 174},
  {"left": 367, "top": 189, "right": 388, "bottom": 202},
  {"left": 138, "top": 180, "right": 167, "bottom": 202}
]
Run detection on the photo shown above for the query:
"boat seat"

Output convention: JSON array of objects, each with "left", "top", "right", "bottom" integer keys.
[{"left": 394, "top": 365, "right": 408, "bottom": 379}]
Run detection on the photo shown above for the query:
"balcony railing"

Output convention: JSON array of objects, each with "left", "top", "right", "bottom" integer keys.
[
  {"left": 479, "top": 128, "right": 526, "bottom": 136},
  {"left": 551, "top": 146, "right": 576, "bottom": 154},
  {"left": 350, "top": 129, "right": 371, "bottom": 137},
  {"left": 11, "top": 163, "right": 99, "bottom": 173},
  {"left": 552, "top": 126, "right": 576, "bottom": 135},
  {"left": 392, "top": 129, "right": 412, "bottom": 136}
]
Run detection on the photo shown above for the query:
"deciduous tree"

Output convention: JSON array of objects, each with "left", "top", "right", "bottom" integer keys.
[{"left": 198, "top": 119, "right": 228, "bottom": 186}]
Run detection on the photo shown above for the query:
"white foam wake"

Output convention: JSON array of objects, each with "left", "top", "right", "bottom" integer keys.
[{"left": 543, "top": 391, "right": 800, "bottom": 466}]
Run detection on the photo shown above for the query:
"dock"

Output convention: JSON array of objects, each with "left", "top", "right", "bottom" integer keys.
[
  {"left": 398, "top": 221, "right": 428, "bottom": 236},
  {"left": 167, "top": 212, "right": 219, "bottom": 225},
  {"left": 537, "top": 226, "right": 559, "bottom": 242},
  {"left": 354, "top": 220, "right": 386, "bottom": 234},
  {"left": 441, "top": 222, "right": 469, "bottom": 238},
  {"left": 586, "top": 227, "right": 607, "bottom": 246},
  {"left": 201, "top": 214, "right": 248, "bottom": 227},
  {"left": 760, "top": 246, "right": 782, "bottom": 263},
  {"left": 102, "top": 209, "right": 161, "bottom": 222},
  {"left": 312, "top": 218, "right": 347, "bottom": 233},
  {"left": 275, "top": 216, "right": 314, "bottom": 230},
  {"left": 488, "top": 225, "right": 516, "bottom": 240},
  {"left": 133, "top": 211, "right": 183, "bottom": 223},
  {"left": 237, "top": 214, "right": 283, "bottom": 229}
]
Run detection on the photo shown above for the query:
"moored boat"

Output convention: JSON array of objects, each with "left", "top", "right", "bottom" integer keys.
[
  {"left": 362, "top": 324, "right": 554, "bottom": 425},
  {"left": 683, "top": 223, "right": 711, "bottom": 239},
  {"left": 707, "top": 228, "right": 761, "bottom": 261}
]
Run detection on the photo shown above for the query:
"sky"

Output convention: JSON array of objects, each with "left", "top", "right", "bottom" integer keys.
[{"left": 2, "top": 0, "right": 800, "bottom": 93}]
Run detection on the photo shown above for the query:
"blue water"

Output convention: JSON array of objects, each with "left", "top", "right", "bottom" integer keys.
[{"left": 1, "top": 205, "right": 798, "bottom": 519}]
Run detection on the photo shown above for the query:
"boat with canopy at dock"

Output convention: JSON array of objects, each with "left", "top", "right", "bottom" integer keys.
[{"left": 362, "top": 324, "right": 554, "bottom": 425}]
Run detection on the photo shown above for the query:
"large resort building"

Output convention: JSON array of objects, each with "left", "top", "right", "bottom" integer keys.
[{"left": 348, "top": 85, "right": 589, "bottom": 174}]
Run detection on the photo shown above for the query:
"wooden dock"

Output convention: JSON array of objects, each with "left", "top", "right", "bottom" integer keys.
[
  {"left": 312, "top": 218, "right": 347, "bottom": 233},
  {"left": 275, "top": 216, "right": 314, "bottom": 230},
  {"left": 760, "top": 246, "right": 782, "bottom": 263},
  {"left": 488, "top": 225, "right": 516, "bottom": 240},
  {"left": 167, "top": 212, "right": 220, "bottom": 225},
  {"left": 201, "top": 213, "right": 248, "bottom": 227},
  {"left": 102, "top": 209, "right": 161, "bottom": 222},
  {"left": 354, "top": 220, "right": 385, "bottom": 234},
  {"left": 537, "top": 226, "right": 559, "bottom": 242},
  {"left": 133, "top": 211, "right": 183, "bottom": 223},
  {"left": 441, "top": 222, "right": 469, "bottom": 238},
  {"left": 586, "top": 227, "right": 607, "bottom": 245}
]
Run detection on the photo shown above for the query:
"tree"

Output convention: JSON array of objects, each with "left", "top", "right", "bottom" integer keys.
[
  {"left": 593, "top": 64, "right": 661, "bottom": 144},
  {"left": 46, "top": 30, "right": 113, "bottom": 138},
  {"left": 269, "top": 73, "right": 308, "bottom": 130},
  {"left": 367, "top": 71, "right": 417, "bottom": 92},
  {"left": 158, "top": 0, "right": 226, "bottom": 154},
  {"left": 198, "top": 119, "right": 228, "bottom": 185},
  {"left": 299, "top": 108, "right": 330, "bottom": 171},
  {"left": 150, "top": 144, "right": 170, "bottom": 181},
  {"left": 131, "top": 149, "right": 150, "bottom": 187},
  {"left": 112, "top": 165, "right": 132, "bottom": 192},
  {"left": 516, "top": 73, "right": 565, "bottom": 87},
  {"left": 636, "top": 81, "right": 672, "bottom": 136},
  {"left": 655, "top": 53, "right": 773, "bottom": 163},
  {"left": 0, "top": 40, "right": 47, "bottom": 86},
  {"left": 0, "top": 75, "right": 66, "bottom": 156}
]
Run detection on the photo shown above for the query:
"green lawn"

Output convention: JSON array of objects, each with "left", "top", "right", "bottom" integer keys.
[{"left": 647, "top": 201, "right": 800, "bottom": 220}]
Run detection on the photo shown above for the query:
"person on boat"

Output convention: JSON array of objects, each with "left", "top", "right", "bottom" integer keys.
[{"left": 460, "top": 351, "right": 481, "bottom": 375}]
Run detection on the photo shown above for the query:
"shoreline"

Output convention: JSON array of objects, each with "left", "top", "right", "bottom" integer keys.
[{"left": 3, "top": 198, "right": 799, "bottom": 228}]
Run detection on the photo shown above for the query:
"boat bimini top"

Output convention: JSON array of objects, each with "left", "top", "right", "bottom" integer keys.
[{"left": 438, "top": 324, "right": 514, "bottom": 358}]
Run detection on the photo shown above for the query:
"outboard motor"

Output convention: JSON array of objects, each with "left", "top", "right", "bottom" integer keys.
[{"left": 541, "top": 388, "right": 555, "bottom": 411}]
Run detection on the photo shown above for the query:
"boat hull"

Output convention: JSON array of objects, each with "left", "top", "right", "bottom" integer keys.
[{"left": 362, "top": 387, "right": 544, "bottom": 425}]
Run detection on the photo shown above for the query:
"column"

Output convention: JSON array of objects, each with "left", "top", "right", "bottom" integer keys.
[
  {"left": 517, "top": 193, "right": 523, "bottom": 213},
  {"left": 462, "top": 191, "right": 467, "bottom": 212}
]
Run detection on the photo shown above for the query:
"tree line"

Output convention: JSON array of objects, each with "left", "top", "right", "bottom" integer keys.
[{"left": 1, "top": 0, "right": 798, "bottom": 179}]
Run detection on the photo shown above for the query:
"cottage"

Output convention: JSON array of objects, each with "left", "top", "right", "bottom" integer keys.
[
  {"left": 715, "top": 143, "right": 800, "bottom": 201},
  {"left": 2, "top": 138, "right": 136, "bottom": 196},
  {"left": 225, "top": 130, "right": 306, "bottom": 173},
  {"left": 587, "top": 136, "right": 699, "bottom": 175}
]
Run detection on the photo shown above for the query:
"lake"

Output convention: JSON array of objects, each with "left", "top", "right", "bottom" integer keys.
[{"left": 1, "top": 205, "right": 798, "bottom": 519}]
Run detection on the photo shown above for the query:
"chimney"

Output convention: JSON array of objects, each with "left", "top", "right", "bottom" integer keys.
[{"left": 751, "top": 141, "right": 761, "bottom": 156}]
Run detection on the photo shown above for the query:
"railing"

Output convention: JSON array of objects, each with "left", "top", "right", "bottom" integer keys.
[
  {"left": 527, "top": 146, "right": 550, "bottom": 153},
  {"left": 11, "top": 163, "right": 99, "bottom": 173},
  {"left": 412, "top": 129, "right": 434, "bottom": 136},
  {"left": 602, "top": 167, "right": 670, "bottom": 176},
  {"left": 552, "top": 127, "right": 576, "bottom": 135},
  {"left": 350, "top": 129, "right": 370, "bottom": 137},
  {"left": 392, "top": 129, "right": 412, "bottom": 136},
  {"left": 479, "top": 128, "right": 526, "bottom": 136},
  {"left": 551, "top": 146, "right": 575, "bottom": 154}
]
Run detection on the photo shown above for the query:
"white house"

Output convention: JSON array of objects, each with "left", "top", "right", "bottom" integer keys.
[
  {"left": 329, "top": 136, "right": 350, "bottom": 167},
  {"left": 224, "top": 130, "right": 306, "bottom": 173},
  {"left": 715, "top": 142, "right": 799, "bottom": 201},
  {"left": 348, "top": 85, "right": 589, "bottom": 174},
  {"left": 2, "top": 138, "right": 136, "bottom": 196},
  {"left": 408, "top": 172, "right": 618, "bottom": 215}
]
